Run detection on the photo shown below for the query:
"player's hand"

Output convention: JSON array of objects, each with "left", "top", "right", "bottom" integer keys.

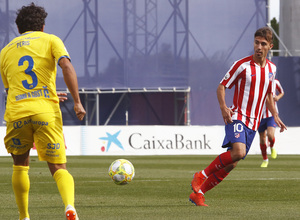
[
  {"left": 74, "top": 103, "right": 86, "bottom": 121},
  {"left": 57, "top": 92, "right": 68, "bottom": 102},
  {"left": 274, "top": 115, "right": 287, "bottom": 132},
  {"left": 220, "top": 106, "right": 234, "bottom": 125}
]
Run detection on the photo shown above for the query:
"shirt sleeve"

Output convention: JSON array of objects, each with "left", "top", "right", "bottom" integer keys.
[
  {"left": 220, "top": 60, "right": 244, "bottom": 89},
  {"left": 276, "top": 79, "right": 284, "bottom": 94},
  {"left": 270, "top": 66, "right": 276, "bottom": 95},
  {"left": 51, "top": 35, "right": 71, "bottom": 63}
]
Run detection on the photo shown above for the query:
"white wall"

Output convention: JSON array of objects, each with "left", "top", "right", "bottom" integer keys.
[{"left": 0, "top": 126, "right": 298, "bottom": 156}]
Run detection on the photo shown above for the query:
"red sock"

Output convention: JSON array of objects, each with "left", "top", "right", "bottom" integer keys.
[
  {"left": 269, "top": 137, "right": 275, "bottom": 148},
  {"left": 200, "top": 169, "right": 229, "bottom": 194},
  {"left": 203, "top": 151, "right": 233, "bottom": 176},
  {"left": 260, "top": 144, "right": 268, "bottom": 160}
]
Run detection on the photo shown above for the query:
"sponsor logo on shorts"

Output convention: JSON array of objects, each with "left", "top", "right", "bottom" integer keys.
[
  {"left": 13, "top": 119, "right": 49, "bottom": 129},
  {"left": 9, "top": 138, "right": 28, "bottom": 149},
  {"left": 45, "top": 143, "right": 61, "bottom": 157},
  {"left": 13, "top": 121, "right": 23, "bottom": 129},
  {"left": 12, "top": 138, "right": 21, "bottom": 145}
]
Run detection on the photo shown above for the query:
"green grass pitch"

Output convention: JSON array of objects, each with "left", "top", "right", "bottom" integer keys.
[{"left": 0, "top": 155, "right": 300, "bottom": 219}]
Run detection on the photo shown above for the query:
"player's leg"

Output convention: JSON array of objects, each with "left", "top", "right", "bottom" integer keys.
[
  {"left": 48, "top": 163, "right": 75, "bottom": 209},
  {"left": 267, "top": 126, "right": 275, "bottom": 146},
  {"left": 190, "top": 142, "right": 246, "bottom": 206},
  {"left": 197, "top": 142, "right": 244, "bottom": 195},
  {"left": 259, "top": 131, "right": 269, "bottom": 167},
  {"left": 258, "top": 119, "right": 268, "bottom": 167},
  {"left": 267, "top": 126, "right": 277, "bottom": 159},
  {"left": 190, "top": 121, "right": 255, "bottom": 206},
  {"left": 48, "top": 163, "right": 78, "bottom": 219},
  {"left": 11, "top": 151, "right": 31, "bottom": 220},
  {"left": 190, "top": 155, "right": 239, "bottom": 207},
  {"left": 259, "top": 130, "right": 268, "bottom": 159},
  {"left": 191, "top": 150, "right": 234, "bottom": 193},
  {"left": 33, "top": 112, "right": 78, "bottom": 219},
  {"left": 203, "top": 141, "right": 245, "bottom": 176},
  {"left": 197, "top": 161, "right": 237, "bottom": 197},
  {"left": 4, "top": 118, "right": 33, "bottom": 220},
  {"left": 191, "top": 121, "right": 247, "bottom": 194}
]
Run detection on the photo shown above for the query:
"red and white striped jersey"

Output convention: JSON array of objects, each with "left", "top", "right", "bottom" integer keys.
[
  {"left": 220, "top": 55, "right": 276, "bottom": 131},
  {"left": 261, "top": 79, "right": 284, "bottom": 118}
]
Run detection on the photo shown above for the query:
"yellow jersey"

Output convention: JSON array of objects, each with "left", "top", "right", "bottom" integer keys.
[{"left": 0, "top": 31, "right": 70, "bottom": 122}]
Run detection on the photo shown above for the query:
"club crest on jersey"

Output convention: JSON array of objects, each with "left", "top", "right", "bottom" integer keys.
[
  {"left": 269, "top": 72, "right": 274, "bottom": 80},
  {"left": 224, "top": 73, "right": 230, "bottom": 80}
]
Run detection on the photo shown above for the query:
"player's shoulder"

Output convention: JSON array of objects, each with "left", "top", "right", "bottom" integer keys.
[
  {"left": 45, "top": 33, "right": 65, "bottom": 45},
  {"left": 47, "top": 32, "right": 61, "bottom": 39},
  {"left": 1, "top": 35, "right": 22, "bottom": 53},
  {"left": 267, "top": 59, "right": 277, "bottom": 75},
  {"left": 267, "top": 60, "right": 275, "bottom": 66},
  {"left": 234, "top": 55, "right": 252, "bottom": 65},
  {"left": 267, "top": 59, "right": 276, "bottom": 68},
  {"left": 231, "top": 55, "right": 252, "bottom": 70},
  {"left": 236, "top": 55, "right": 252, "bottom": 62},
  {"left": 36, "top": 32, "right": 61, "bottom": 41},
  {"left": 275, "top": 78, "right": 281, "bottom": 85},
  {"left": 28, "top": 31, "right": 62, "bottom": 42}
]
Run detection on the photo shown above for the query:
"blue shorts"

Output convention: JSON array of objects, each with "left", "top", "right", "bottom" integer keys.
[
  {"left": 222, "top": 120, "right": 256, "bottom": 157},
  {"left": 257, "top": 116, "right": 276, "bottom": 133}
]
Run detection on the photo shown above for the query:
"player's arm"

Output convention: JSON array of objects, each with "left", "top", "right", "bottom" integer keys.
[
  {"left": 274, "top": 90, "right": 284, "bottom": 102},
  {"left": 217, "top": 84, "right": 234, "bottom": 125},
  {"left": 59, "top": 57, "right": 86, "bottom": 121},
  {"left": 266, "top": 93, "right": 286, "bottom": 132},
  {"left": 274, "top": 80, "right": 284, "bottom": 102}
]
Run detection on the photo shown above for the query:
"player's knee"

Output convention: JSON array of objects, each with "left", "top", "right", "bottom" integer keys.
[
  {"left": 268, "top": 136, "right": 275, "bottom": 142},
  {"left": 231, "top": 151, "right": 246, "bottom": 161},
  {"left": 48, "top": 162, "right": 67, "bottom": 176}
]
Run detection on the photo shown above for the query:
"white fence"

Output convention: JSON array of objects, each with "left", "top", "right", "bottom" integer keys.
[{"left": 0, "top": 126, "right": 299, "bottom": 156}]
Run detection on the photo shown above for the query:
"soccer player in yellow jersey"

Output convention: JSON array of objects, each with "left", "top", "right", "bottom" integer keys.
[{"left": 0, "top": 3, "right": 85, "bottom": 220}]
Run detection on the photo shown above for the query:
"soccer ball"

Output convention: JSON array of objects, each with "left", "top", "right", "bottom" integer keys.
[{"left": 108, "top": 159, "right": 135, "bottom": 185}]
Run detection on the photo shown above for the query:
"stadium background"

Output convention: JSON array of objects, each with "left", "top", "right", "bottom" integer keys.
[{"left": 0, "top": 0, "right": 299, "bottom": 156}]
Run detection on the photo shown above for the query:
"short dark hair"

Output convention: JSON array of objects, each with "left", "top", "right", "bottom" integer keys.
[
  {"left": 254, "top": 27, "right": 273, "bottom": 44},
  {"left": 15, "top": 2, "right": 48, "bottom": 34}
]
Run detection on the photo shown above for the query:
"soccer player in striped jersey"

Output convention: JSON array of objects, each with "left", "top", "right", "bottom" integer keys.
[
  {"left": 259, "top": 79, "right": 284, "bottom": 167},
  {"left": 0, "top": 3, "right": 85, "bottom": 220},
  {"left": 189, "top": 27, "right": 287, "bottom": 206}
]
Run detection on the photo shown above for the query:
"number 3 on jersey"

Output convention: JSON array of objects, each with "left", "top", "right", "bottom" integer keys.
[{"left": 18, "top": 55, "right": 38, "bottom": 89}]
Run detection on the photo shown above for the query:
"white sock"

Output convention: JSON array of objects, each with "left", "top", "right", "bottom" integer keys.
[{"left": 201, "top": 170, "right": 208, "bottom": 178}]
